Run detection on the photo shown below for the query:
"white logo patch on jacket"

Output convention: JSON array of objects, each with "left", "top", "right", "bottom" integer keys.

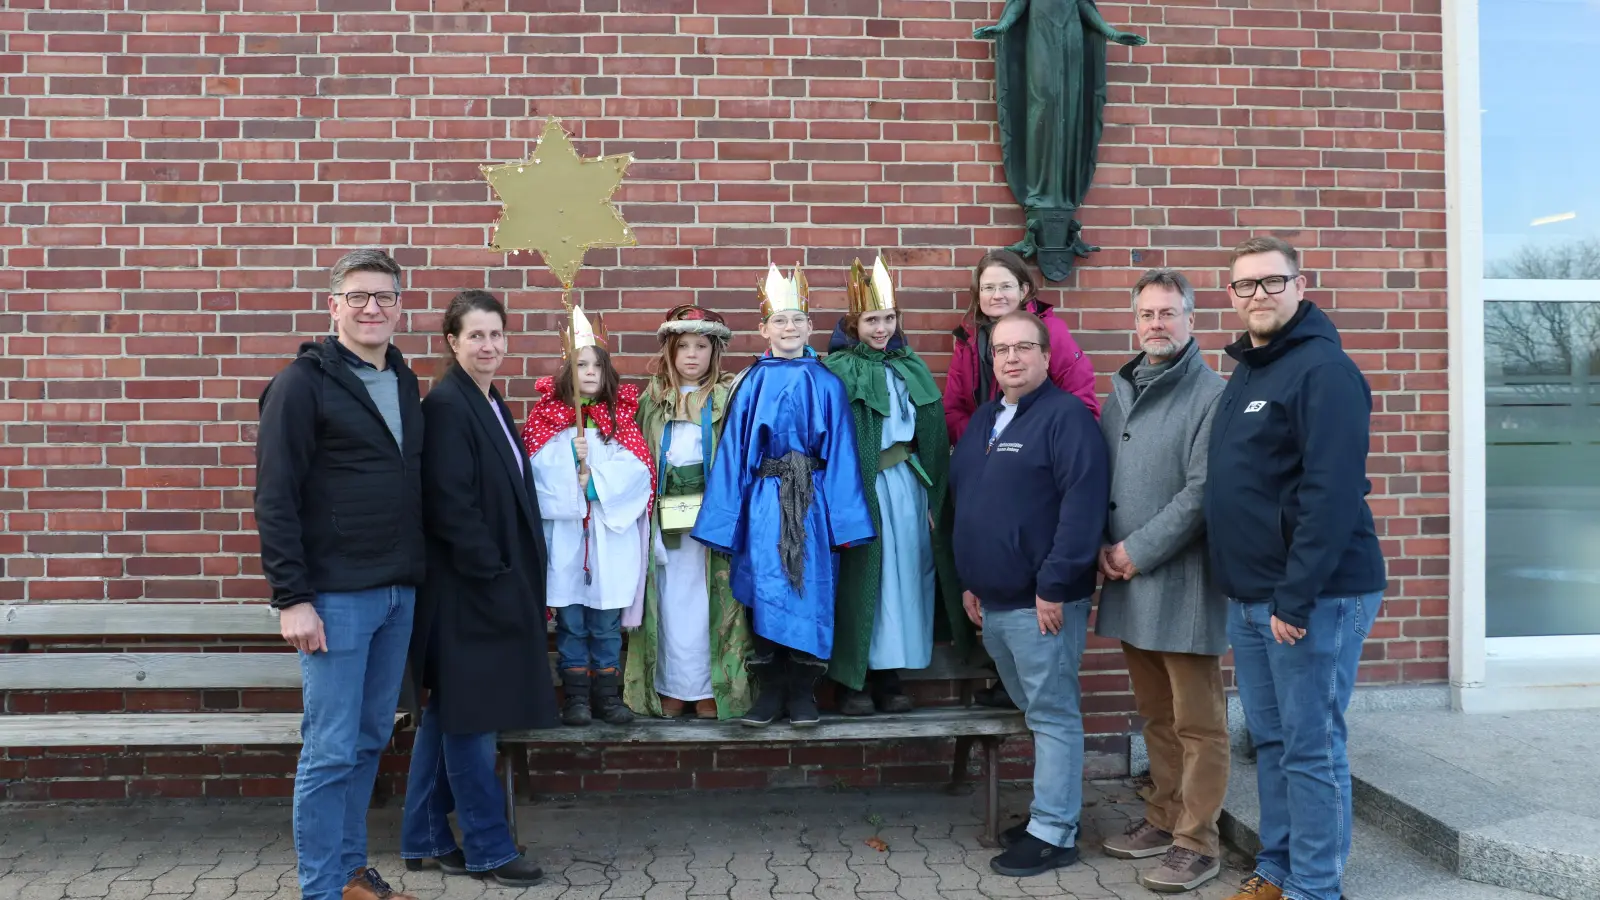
[{"left": 1244, "top": 401, "right": 1267, "bottom": 413}]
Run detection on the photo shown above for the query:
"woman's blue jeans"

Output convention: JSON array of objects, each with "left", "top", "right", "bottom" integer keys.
[{"left": 399, "top": 696, "right": 518, "bottom": 873}]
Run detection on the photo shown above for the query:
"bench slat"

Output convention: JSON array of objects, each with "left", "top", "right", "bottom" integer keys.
[
  {"left": 500, "top": 707, "right": 1026, "bottom": 744},
  {"left": 0, "top": 713, "right": 318, "bottom": 747},
  {"left": 0, "top": 603, "right": 280, "bottom": 637},
  {"left": 0, "top": 653, "right": 302, "bottom": 690}
]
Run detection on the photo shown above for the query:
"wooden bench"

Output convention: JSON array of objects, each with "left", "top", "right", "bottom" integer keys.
[
  {"left": 0, "top": 602, "right": 325, "bottom": 748},
  {"left": 2, "top": 603, "right": 1026, "bottom": 848},
  {"left": 501, "top": 645, "right": 1026, "bottom": 847}
]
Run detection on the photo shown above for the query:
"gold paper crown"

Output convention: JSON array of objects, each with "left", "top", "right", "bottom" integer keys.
[
  {"left": 846, "top": 255, "right": 896, "bottom": 317},
  {"left": 560, "top": 304, "right": 608, "bottom": 356},
  {"left": 756, "top": 263, "right": 809, "bottom": 319}
]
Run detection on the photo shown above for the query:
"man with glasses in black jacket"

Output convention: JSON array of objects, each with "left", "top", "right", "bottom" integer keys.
[
  {"left": 1206, "top": 237, "right": 1386, "bottom": 900},
  {"left": 255, "top": 249, "right": 425, "bottom": 900}
]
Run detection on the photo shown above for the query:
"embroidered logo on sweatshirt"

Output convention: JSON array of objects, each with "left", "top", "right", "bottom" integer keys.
[
  {"left": 1244, "top": 401, "right": 1267, "bottom": 413},
  {"left": 993, "top": 441, "right": 1023, "bottom": 453}
]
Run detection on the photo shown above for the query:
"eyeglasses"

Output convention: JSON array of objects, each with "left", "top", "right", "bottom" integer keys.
[
  {"left": 979, "top": 282, "right": 1021, "bottom": 296},
  {"left": 992, "top": 341, "right": 1041, "bottom": 358},
  {"left": 335, "top": 290, "right": 400, "bottom": 308},
  {"left": 1227, "top": 275, "right": 1295, "bottom": 298},
  {"left": 766, "top": 314, "right": 808, "bottom": 328}
]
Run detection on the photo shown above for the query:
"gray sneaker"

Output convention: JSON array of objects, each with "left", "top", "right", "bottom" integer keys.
[
  {"left": 1141, "top": 846, "right": 1220, "bottom": 893},
  {"left": 1101, "top": 818, "right": 1173, "bottom": 859}
]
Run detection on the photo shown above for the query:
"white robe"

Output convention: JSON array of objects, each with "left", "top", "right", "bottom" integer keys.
[
  {"left": 532, "top": 426, "right": 651, "bottom": 615},
  {"left": 654, "top": 402, "right": 714, "bottom": 702}
]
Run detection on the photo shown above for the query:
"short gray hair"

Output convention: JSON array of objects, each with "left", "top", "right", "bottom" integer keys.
[
  {"left": 329, "top": 248, "right": 402, "bottom": 294},
  {"left": 1132, "top": 268, "right": 1195, "bottom": 315}
]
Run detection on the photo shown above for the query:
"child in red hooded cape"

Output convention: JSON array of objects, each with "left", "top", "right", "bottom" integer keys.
[{"left": 524, "top": 341, "right": 655, "bottom": 727}]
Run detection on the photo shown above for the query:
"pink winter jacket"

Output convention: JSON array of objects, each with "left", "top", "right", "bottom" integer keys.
[{"left": 944, "top": 300, "right": 1102, "bottom": 444}]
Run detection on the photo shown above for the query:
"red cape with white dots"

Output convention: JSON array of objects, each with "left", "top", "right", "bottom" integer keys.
[{"left": 521, "top": 376, "right": 657, "bottom": 512}]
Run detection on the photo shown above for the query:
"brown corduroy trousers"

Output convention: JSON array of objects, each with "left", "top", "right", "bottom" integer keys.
[{"left": 1122, "top": 643, "right": 1231, "bottom": 856}]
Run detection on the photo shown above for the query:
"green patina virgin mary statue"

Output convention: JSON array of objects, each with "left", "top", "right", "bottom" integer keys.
[{"left": 975, "top": 0, "right": 1146, "bottom": 282}]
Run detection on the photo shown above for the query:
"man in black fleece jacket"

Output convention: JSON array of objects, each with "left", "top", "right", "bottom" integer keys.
[
  {"left": 254, "top": 249, "right": 424, "bottom": 900},
  {"left": 1205, "top": 237, "right": 1386, "bottom": 900},
  {"left": 949, "top": 310, "right": 1109, "bottom": 879}
]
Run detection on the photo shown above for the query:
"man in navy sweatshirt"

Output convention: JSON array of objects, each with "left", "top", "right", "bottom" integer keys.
[
  {"left": 949, "top": 309, "right": 1109, "bottom": 878},
  {"left": 1205, "top": 237, "right": 1387, "bottom": 900}
]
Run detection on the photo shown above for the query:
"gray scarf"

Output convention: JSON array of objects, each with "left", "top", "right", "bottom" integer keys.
[{"left": 1131, "top": 350, "right": 1180, "bottom": 399}]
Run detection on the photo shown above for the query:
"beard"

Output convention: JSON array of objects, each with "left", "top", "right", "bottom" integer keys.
[{"left": 1140, "top": 336, "right": 1178, "bottom": 358}]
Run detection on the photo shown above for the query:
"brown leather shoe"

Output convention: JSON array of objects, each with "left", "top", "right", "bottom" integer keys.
[
  {"left": 343, "top": 867, "right": 417, "bottom": 900},
  {"left": 1101, "top": 817, "right": 1173, "bottom": 859},
  {"left": 659, "top": 694, "right": 686, "bottom": 717},
  {"left": 1222, "top": 874, "right": 1283, "bottom": 900},
  {"left": 694, "top": 698, "right": 718, "bottom": 719}
]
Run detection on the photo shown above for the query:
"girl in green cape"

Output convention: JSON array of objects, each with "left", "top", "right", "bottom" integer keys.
[
  {"left": 623, "top": 305, "right": 754, "bottom": 719},
  {"left": 824, "top": 258, "right": 972, "bottom": 714}
]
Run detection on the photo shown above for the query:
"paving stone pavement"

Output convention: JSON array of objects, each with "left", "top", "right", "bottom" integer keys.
[{"left": 0, "top": 780, "right": 1252, "bottom": 900}]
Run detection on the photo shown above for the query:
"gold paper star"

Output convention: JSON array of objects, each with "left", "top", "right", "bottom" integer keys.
[{"left": 483, "top": 117, "right": 637, "bottom": 289}]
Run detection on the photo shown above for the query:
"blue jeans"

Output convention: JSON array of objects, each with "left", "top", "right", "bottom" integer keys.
[
  {"left": 400, "top": 696, "right": 518, "bottom": 872},
  {"left": 981, "top": 600, "right": 1090, "bottom": 849},
  {"left": 1228, "top": 594, "right": 1382, "bottom": 900},
  {"left": 554, "top": 605, "right": 623, "bottom": 671},
  {"left": 294, "top": 586, "right": 415, "bottom": 900}
]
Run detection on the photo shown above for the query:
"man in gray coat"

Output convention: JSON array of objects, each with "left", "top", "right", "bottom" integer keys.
[{"left": 1096, "top": 268, "right": 1228, "bottom": 893}]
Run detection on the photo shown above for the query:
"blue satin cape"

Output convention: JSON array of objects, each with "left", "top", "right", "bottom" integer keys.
[{"left": 692, "top": 351, "right": 876, "bottom": 658}]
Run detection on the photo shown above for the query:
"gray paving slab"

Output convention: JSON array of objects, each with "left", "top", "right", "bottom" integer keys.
[{"left": 0, "top": 783, "right": 1254, "bottom": 900}]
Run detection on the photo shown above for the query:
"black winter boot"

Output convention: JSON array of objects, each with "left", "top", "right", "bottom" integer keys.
[
  {"left": 591, "top": 668, "right": 634, "bottom": 725},
  {"left": 786, "top": 655, "right": 827, "bottom": 727},
  {"left": 739, "top": 654, "right": 786, "bottom": 727},
  {"left": 871, "top": 669, "right": 914, "bottom": 713},
  {"left": 560, "top": 669, "right": 592, "bottom": 726},
  {"left": 836, "top": 680, "right": 876, "bottom": 716}
]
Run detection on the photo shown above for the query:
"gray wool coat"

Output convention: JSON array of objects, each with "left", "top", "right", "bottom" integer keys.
[{"left": 1095, "top": 339, "right": 1229, "bottom": 655}]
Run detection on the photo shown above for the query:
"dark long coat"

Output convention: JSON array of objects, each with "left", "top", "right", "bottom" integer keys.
[{"left": 409, "top": 364, "right": 559, "bottom": 734}]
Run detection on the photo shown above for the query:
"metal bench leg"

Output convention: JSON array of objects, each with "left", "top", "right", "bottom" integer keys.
[
  {"left": 501, "top": 743, "right": 519, "bottom": 848},
  {"left": 983, "top": 736, "right": 1001, "bottom": 847},
  {"left": 948, "top": 736, "right": 974, "bottom": 793}
]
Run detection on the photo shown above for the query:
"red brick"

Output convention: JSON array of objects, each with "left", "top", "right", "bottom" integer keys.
[{"left": 2, "top": 0, "right": 1448, "bottom": 798}]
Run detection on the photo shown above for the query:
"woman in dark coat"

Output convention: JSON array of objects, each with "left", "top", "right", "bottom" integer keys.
[{"left": 400, "top": 290, "right": 555, "bottom": 888}]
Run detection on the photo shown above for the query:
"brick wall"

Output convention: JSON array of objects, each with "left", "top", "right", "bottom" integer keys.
[{"left": 0, "top": 0, "right": 1448, "bottom": 798}]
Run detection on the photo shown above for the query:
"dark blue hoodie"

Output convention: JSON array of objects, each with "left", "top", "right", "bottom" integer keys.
[
  {"left": 949, "top": 381, "right": 1108, "bottom": 611},
  {"left": 1204, "top": 301, "right": 1387, "bottom": 629}
]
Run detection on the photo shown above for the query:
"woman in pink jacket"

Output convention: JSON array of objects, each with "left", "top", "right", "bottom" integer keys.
[{"left": 945, "top": 249, "right": 1101, "bottom": 444}]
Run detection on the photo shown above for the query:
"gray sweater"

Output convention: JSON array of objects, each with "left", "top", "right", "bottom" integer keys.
[{"left": 1095, "top": 339, "right": 1228, "bottom": 655}]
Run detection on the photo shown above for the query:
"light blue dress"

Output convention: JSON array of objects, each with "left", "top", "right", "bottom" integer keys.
[{"left": 867, "top": 368, "right": 936, "bottom": 670}]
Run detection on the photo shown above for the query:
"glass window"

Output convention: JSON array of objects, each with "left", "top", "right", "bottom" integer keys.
[
  {"left": 1480, "top": 0, "right": 1600, "bottom": 278},
  {"left": 1484, "top": 299, "right": 1600, "bottom": 637}
]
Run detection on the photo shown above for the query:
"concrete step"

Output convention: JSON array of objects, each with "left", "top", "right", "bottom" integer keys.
[
  {"left": 1346, "top": 709, "right": 1600, "bottom": 900},
  {"left": 1221, "top": 759, "right": 1552, "bottom": 900}
]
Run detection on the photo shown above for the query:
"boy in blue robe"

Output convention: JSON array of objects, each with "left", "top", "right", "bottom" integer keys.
[{"left": 692, "top": 264, "right": 876, "bottom": 727}]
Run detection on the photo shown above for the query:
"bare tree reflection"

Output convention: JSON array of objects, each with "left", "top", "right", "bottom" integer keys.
[{"left": 1489, "top": 237, "right": 1600, "bottom": 281}]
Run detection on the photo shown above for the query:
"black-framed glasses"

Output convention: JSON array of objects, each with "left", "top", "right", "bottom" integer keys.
[
  {"left": 993, "top": 341, "right": 1041, "bottom": 358},
  {"left": 1228, "top": 275, "right": 1295, "bottom": 298},
  {"left": 335, "top": 290, "right": 400, "bottom": 308}
]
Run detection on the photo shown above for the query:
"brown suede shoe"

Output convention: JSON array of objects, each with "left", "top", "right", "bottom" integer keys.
[
  {"left": 1101, "top": 817, "right": 1173, "bottom": 859},
  {"left": 659, "top": 694, "right": 686, "bottom": 717},
  {"left": 343, "top": 867, "right": 417, "bottom": 900},
  {"left": 1222, "top": 874, "right": 1283, "bottom": 900},
  {"left": 694, "top": 698, "right": 718, "bottom": 719},
  {"left": 1141, "top": 846, "right": 1220, "bottom": 893}
]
